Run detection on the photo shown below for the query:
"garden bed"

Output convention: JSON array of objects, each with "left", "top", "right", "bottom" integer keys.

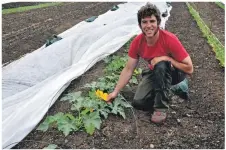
[{"left": 3, "top": 2, "right": 224, "bottom": 149}]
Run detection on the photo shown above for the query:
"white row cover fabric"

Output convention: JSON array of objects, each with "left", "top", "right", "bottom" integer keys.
[{"left": 2, "top": 2, "right": 172, "bottom": 149}]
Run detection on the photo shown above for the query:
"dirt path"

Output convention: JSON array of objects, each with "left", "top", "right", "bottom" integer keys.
[
  {"left": 165, "top": 2, "right": 224, "bottom": 148},
  {"left": 2, "top": 2, "right": 121, "bottom": 64},
  {"left": 191, "top": 2, "right": 225, "bottom": 45},
  {"left": 4, "top": 2, "right": 224, "bottom": 149}
]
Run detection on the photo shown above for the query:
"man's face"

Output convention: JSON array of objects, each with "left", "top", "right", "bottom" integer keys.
[{"left": 140, "top": 15, "right": 158, "bottom": 38}]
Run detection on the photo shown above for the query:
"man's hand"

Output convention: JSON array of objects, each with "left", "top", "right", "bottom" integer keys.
[
  {"left": 106, "top": 91, "right": 118, "bottom": 103},
  {"left": 150, "top": 56, "right": 169, "bottom": 67},
  {"left": 106, "top": 57, "right": 138, "bottom": 103}
]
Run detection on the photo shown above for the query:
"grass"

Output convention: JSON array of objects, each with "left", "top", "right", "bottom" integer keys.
[
  {"left": 2, "top": 2, "right": 63, "bottom": 15},
  {"left": 215, "top": 2, "right": 225, "bottom": 9},
  {"left": 186, "top": 2, "right": 225, "bottom": 67}
]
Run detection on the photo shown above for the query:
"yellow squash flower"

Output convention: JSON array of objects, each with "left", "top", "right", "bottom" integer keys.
[
  {"left": 102, "top": 93, "right": 108, "bottom": 101},
  {"left": 95, "top": 89, "right": 108, "bottom": 101}
]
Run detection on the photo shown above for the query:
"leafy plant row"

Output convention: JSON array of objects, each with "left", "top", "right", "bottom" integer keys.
[
  {"left": 186, "top": 2, "right": 225, "bottom": 67},
  {"left": 215, "top": 2, "right": 225, "bottom": 10},
  {"left": 2, "top": 3, "right": 63, "bottom": 15},
  {"left": 37, "top": 36, "right": 141, "bottom": 136}
]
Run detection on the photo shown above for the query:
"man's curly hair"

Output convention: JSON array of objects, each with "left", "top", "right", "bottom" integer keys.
[{"left": 137, "top": 2, "right": 161, "bottom": 26}]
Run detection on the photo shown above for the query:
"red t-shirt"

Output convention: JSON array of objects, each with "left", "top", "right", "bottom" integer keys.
[{"left": 128, "top": 29, "right": 189, "bottom": 69}]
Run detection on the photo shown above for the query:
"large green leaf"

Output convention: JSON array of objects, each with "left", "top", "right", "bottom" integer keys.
[
  {"left": 37, "top": 121, "right": 49, "bottom": 132},
  {"left": 116, "top": 95, "right": 132, "bottom": 108},
  {"left": 82, "top": 97, "right": 99, "bottom": 110},
  {"left": 37, "top": 115, "right": 57, "bottom": 132},
  {"left": 65, "top": 113, "right": 76, "bottom": 121},
  {"left": 57, "top": 119, "right": 78, "bottom": 136},
  {"left": 71, "top": 97, "right": 85, "bottom": 111},
  {"left": 46, "top": 116, "right": 56, "bottom": 123},
  {"left": 117, "top": 107, "right": 126, "bottom": 119},
  {"left": 60, "top": 91, "right": 82, "bottom": 103},
  {"left": 84, "top": 82, "right": 97, "bottom": 89},
  {"left": 53, "top": 112, "right": 64, "bottom": 120},
  {"left": 81, "top": 108, "right": 90, "bottom": 116},
  {"left": 83, "top": 112, "right": 101, "bottom": 135},
  {"left": 88, "top": 90, "right": 97, "bottom": 100},
  {"left": 84, "top": 123, "right": 95, "bottom": 135},
  {"left": 111, "top": 99, "right": 121, "bottom": 114},
  {"left": 99, "top": 109, "right": 109, "bottom": 119},
  {"left": 109, "top": 97, "right": 130, "bottom": 119}
]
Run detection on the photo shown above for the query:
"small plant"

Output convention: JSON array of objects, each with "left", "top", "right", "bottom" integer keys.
[
  {"left": 215, "top": 2, "right": 225, "bottom": 9},
  {"left": 37, "top": 112, "right": 82, "bottom": 136},
  {"left": 38, "top": 90, "right": 132, "bottom": 135},
  {"left": 104, "top": 55, "right": 128, "bottom": 73},
  {"left": 2, "top": 3, "right": 63, "bottom": 15},
  {"left": 37, "top": 36, "right": 139, "bottom": 136}
]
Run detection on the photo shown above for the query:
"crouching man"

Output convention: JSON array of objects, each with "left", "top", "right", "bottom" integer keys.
[{"left": 107, "top": 3, "right": 193, "bottom": 124}]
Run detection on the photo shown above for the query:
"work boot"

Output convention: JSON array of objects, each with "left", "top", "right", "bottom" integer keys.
[{"left": 151, "top": 109, "right": 167, "bottom": 124}]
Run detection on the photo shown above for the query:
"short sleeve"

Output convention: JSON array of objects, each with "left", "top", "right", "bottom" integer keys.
[
  {"left": 168, "top": 35, "right": 189, "bottom": 62},
  {"left": 128, "top": 36, "right": 139, "bottom": 59}
]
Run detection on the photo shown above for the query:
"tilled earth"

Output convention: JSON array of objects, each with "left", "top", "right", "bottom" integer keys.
[
  {"left": 2, "top": 2, "right": 122, "bottom": 64},
  {"left": 2, "top": 2, "right": 224, "bottom": 149}
]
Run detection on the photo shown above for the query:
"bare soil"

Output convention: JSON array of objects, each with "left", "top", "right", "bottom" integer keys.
[
  {"left": 2, "top": 2, "right": 122, "bottom": 64},
  {"left": 2, "top": 2, "right": 224, "bottom": 149}
]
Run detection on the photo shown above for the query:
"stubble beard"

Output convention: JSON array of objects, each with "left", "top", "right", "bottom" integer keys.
[{"left": 142, "top": 26, "right": 159, "bottom": 38}]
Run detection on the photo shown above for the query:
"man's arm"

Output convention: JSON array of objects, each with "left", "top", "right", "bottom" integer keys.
[
  {"left": 107, "top": 57, "right": 139, "bottom": 101},
  {"left": 168, "top": 56, "right": 193, "bottom": 75},
  {"left": 151, "top": 55, "right": 193, "bottom": 75}
]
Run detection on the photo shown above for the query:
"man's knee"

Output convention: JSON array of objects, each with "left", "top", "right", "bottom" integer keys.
[
  {"left": 154, "top": 61, "right": 171, "bottom": 73},
  {"left": 152, "top": 61, "right": 172, "bottom": 89},
  {"left": 132, "top": 98, "right": 153, "bottom": 111}
]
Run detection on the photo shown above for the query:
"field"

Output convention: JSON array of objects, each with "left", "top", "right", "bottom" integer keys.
[{"left": 2, "top": 2, "right": 225, "bottom": 149}]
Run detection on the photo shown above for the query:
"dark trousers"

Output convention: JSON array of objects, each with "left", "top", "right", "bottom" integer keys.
[{"left": 132, "top": 61, "right": 187, "bottom": 111}]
